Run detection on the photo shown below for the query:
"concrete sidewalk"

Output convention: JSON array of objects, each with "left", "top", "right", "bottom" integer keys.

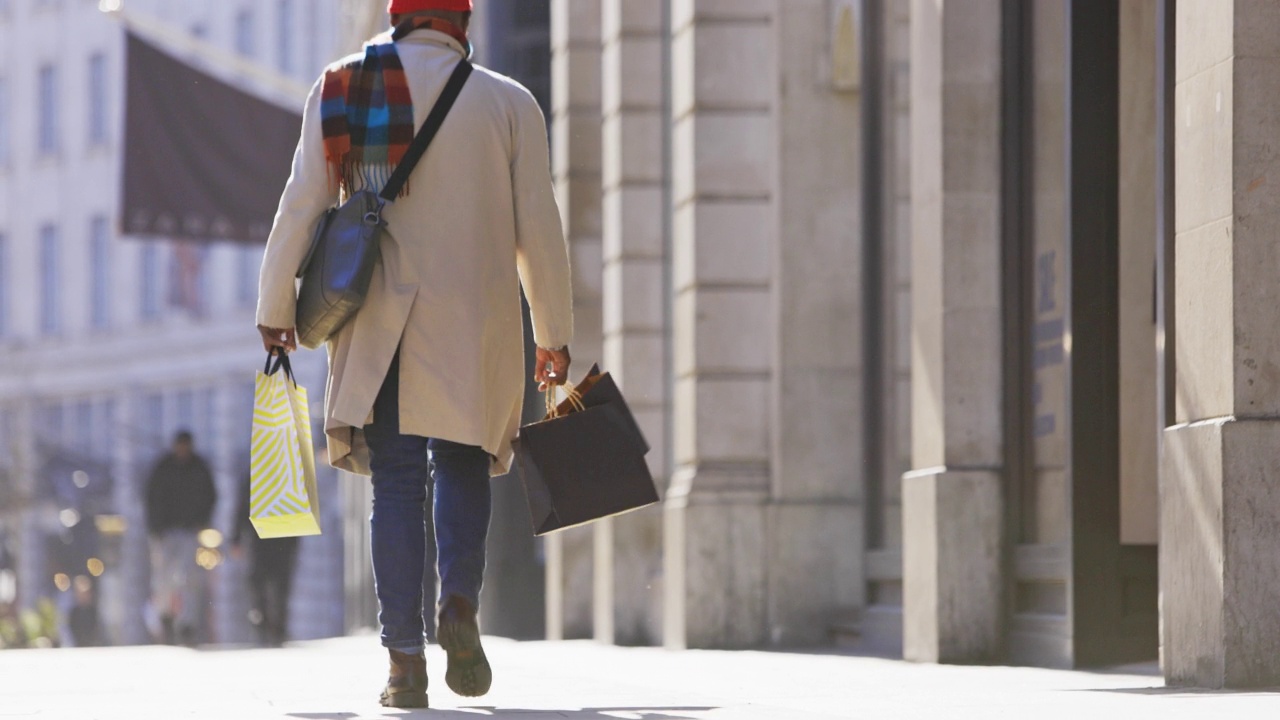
[{"left": 0, "top": 635, "right": 1278, "bottom": 719}]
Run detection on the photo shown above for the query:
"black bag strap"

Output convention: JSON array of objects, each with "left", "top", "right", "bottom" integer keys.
[
  {"left": 264, "top": 349, "right": 295, "bottom": 385},
  {"left": 379, "top": 59, "right": 474, "bottom": 202}
]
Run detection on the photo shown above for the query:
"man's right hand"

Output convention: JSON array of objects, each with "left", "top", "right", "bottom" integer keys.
[{"left": 258, "top": 325, "right": 297, "bottom": 354}]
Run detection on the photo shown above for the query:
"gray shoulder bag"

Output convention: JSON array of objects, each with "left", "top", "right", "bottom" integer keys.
[{"left": 294, "top": 59, "right": 473, "bottom": 350}]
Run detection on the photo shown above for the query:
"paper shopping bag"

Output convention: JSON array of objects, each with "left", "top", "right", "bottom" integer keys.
[
  {"left": 513, "top": 366, "right": 658, "bottom": 536},
  {"left": 571, "top": 365, "right": 650, "bottom": 454},
  {"left": 249, "top": 352, "right": 322, "bottom": 539}
]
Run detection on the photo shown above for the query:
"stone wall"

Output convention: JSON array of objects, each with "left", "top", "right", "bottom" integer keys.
[
  {"left": 902, "top": 0, "right": 1004, "bottom": 664},
  {"left": 1162, "top": 0, "right": 1280, "bottom": 688},
  {"left": 596, "top": 0, "right": 669, "bottom": 646},
  {"left": 546, "top": 0, "right": 603, "bottom": 641}
]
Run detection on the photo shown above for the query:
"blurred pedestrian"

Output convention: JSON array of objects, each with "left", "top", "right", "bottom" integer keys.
[
  {"left": 144, "top": 430, "right": 217, "bottom": 646},
  {"left": 255, "top": 0, "right": 573, "bottom": 708},
  {"left": 231, "top": 474, "right": 299, "bottom": 647},
  {"left": 67, "top": 576, "right": 101, "bottom": 648}
]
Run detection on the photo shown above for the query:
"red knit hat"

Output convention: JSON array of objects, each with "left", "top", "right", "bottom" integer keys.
[{"left": 388, "top": 0, "right": 472, "bottom": 13}]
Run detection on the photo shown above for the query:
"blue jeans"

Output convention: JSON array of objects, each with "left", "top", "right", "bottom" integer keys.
[{"left": 365, "top": 353, "right": 492, "bottom": 653}]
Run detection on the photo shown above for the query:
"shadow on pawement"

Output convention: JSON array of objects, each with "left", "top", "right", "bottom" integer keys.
[
  {"left": 1075, "top": 687, "right": 1280, "bottom": 698},
  {"left": 288, "top": 707, "right": 717, "bottom": 719}
]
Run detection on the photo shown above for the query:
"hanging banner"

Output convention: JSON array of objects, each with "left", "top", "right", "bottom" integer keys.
[{"left": 121, "top": 32, "right": 302, "bottom": 244}]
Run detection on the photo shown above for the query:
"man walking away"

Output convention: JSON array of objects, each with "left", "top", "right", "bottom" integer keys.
[
  {"left": 255, "top": 0, "right": 573, "bottom": 708},
  {"left": 144, "top": 430, "right": 217, "bottom": 646},
  {"left": 231, "top": 473, "right": 300, "bottom": 647}
]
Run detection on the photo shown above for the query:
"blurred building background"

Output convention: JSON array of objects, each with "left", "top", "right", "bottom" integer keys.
[
  {"left": 0, "top": 0, "right": 346, "bottom": 647},
  {"left": 0, "top": 0, "right": 564, "bottom": 650}
]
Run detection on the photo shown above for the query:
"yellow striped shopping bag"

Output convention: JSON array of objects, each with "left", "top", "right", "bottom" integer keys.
[{"left": 249, "top": 351, "right": 322, "bottom": 539}]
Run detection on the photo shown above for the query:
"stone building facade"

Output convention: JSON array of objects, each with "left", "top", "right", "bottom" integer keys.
[
  {"left": 548, "top": 0, "right": 867, "bottom": 650},
  {"left": 0, "top": 0, "right": 347, "bottom": 645},
  {"left": 548, "top": 0, "right": 1280, "bottom": 689}
]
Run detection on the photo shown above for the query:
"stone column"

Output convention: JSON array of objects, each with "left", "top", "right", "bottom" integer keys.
[
  {"left": 858, "top": 0, "right": 914, "bottom": 655},
  {"left": 664, "top": 0, "right": 776, "bottom": 650},
  {"left": 110, "top": 391, "right": 149, "bottom": 645},
  {"left": 13, "top": 399, "right": 43, "bottom": 613},
  {"left": 594, "top": 0, "right": 668, "bottom": 647},
  {"left": 211, "top": 380, "right": 250, "bottom": 644},
  {"left": 1118, "top": 0, "right": 1159, "bottom": 547},
  {"left": 547, "top": 0, "right": 603, "bottom": 640},
  {"left": 902, "top": 0, "right": 1004, "bottom": 664},
  {"left": 768, "top": 0, "right": 864, "bottom": 647},
  {"left": 1162, "top": 0, "right": 1280, "bottom": 688}
]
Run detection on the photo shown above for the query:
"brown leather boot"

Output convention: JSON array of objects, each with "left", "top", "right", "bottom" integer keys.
[
  {"left": 437, "top": 596, "right": 492, "bottom": 697},
  {"left": 379, "top": 648, "right": 428, "bottom": 708}
]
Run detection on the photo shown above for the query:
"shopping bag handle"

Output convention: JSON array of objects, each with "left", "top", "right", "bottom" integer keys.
[
  {"left": 544, "top": 382, "right": 585, "bottom": 419},
  {"left": 264, "top": 349, "right": 296, "bottom": 385}
]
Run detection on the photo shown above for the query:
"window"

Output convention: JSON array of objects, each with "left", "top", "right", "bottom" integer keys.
[
  {"left": 235, "top": 8, "right": 255, "bottom": 58},
  {"left": 87, "top": 53, "right": 107, "bottom": 146},
  {"left": 237, "top": 245, "right": 260, "bottom": 306},
  {"left": 94, "top": 399, "right": 116, "bottom": 459},
  {"left": 303, "top": 11, "right": 319, "bottom": 78},
  {"left": 239, "top": 380, "right": 256, "bottom": 451},
  {"left": 37, "top": 65, "right": 59, "bottom": 155},
  {"left": 199, "top": 387, "right": 217, "bottom": 451},
  {"left": 39, "top": 225, "right": 59, "bottom": 335},
  {"left": 197, "top": 247, "right": 210, "bottom": 314},
  {"left": 277, "top": 0, "right": 294, "bottom": 75},
  {"left": 90, "top": 216, "right": 111, "bottom": 329},
  {"left": 143, "top": 392, "right": 164, "bottom": 447},
  {"left": 168, "top": 243, "right": 207, "bottom": 316},
  {"left": 0, "top": 77, "right": 9, "bottom": 166},
  {"left": 74, "top": 400, "right": 92, "bottom": 454},
  {"left": 176, "top": 389, "right": 194, "bottom": 435},
  {"left": 0, "top": 408, "right": 12, "bottom": 468},
  {"left": 0, "top": 233, "right": 7, "bottom": 337},
  {"left": 37, "top": 402, "right": 64, "bottom": 444},
  {"left": 140, "top": 242, "right": 161, "bottom": 320}
]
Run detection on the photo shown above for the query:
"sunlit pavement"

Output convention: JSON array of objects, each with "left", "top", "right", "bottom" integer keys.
[{"left": 1, "top": 635, "right": 1278, "bottom": 719}]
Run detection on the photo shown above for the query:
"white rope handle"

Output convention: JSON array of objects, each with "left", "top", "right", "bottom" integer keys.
[{"left": 544, "top": 382, "right": 585, "bottom": 419}]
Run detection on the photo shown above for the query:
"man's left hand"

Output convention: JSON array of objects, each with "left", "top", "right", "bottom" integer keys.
[{"left": 535, "top": 346, "right": 571, "bottom": 391}]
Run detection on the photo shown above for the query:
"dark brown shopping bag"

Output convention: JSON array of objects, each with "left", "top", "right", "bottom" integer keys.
[{"left": 513, "top": 366, "right": 658, "bottom": 535}]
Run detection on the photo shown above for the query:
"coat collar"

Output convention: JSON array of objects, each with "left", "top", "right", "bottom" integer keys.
[{"left": 398, "top": 27, "right": 471, "bottom": 59}]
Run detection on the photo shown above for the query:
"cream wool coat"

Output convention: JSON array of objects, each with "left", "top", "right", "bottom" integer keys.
[{"left": 257, "top": 29, "right": 573, "bottom": 477}]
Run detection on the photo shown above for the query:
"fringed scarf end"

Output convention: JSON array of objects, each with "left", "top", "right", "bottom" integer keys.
[{"left": 327, "top": 158, "right": 411, "bottom": 200}]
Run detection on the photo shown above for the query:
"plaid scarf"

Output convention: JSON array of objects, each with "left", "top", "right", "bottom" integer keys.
[{"left": 320, "top": 17, "right": 470, "bottom": 197}]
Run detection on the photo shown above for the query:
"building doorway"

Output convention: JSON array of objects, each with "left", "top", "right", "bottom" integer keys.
[{"left": 1002, "top": 0, "right": 1159, "bottom": 668}]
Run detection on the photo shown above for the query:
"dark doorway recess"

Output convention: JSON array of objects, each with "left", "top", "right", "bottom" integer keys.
[
  {"left": 1064, "top": 0, "right": 1158, "bottom": 667},
  {"left": 476, "top": 0, "right": 553, "bottom": 641},
  {"left": 1001, "top": 0, "right": 1159, "bottom": 667}
]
